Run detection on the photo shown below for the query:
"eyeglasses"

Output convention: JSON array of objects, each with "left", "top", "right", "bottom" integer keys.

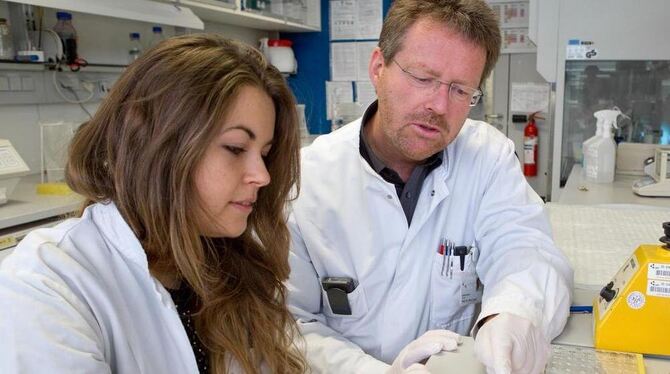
[{"left": 392, "top": 60, "right": 483, "bottom": 107}]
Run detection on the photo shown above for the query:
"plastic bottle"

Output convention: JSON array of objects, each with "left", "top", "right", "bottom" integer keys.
[
  {"left": 0, "top": 18, "right": 14, "bottom": 60},
  {"left": 583, "top": 109, "right": 621, "bottom": 183},
  {"left": 149, "top": 26, "right": 164, "bottom": 48},
  {"left": 128, "top": 32, "right": 142, "bottom": 64},
  {"left": 53, "top": 12, "right": 77, "bottom": 65},
  {"left": 582, "top": 111, "right": 606, "bottom": 167}
]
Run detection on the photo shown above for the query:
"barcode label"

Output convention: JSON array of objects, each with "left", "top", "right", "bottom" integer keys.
[
  {"left": 648, "top": 263, "right": 670, "bottom": 281},
  {"left": 647, "top": 279, "right": 670, "bottom": 298}
]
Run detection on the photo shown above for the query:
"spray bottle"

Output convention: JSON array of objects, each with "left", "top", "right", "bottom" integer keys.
[
  {"left": 583, "top": 109, "right": 621, "bottom": 183},
  {"left": 582, "top": 111, "right": 605, "bottom": 167}
]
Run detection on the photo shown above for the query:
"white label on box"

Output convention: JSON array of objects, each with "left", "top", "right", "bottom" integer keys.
[
  {"left": 648, "top": 263, "right": 670, "bottom": 281},
  {"left": 647, "top": 279, "right": 670, "bottom": 298}
]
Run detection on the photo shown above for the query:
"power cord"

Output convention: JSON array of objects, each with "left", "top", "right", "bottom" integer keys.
[
  {"left": 62, "top": 85, "right": 93, "bottom": 119},
  {"left": 52, "top": 69, "right": 96, "bottom": 104},
  {"left": 42, "top": 29, "right": 63, "bottom": 62}
]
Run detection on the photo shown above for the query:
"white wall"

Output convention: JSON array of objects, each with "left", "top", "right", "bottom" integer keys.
[{"left": 0, "top": 3, "right": 270, "bottom": 172}]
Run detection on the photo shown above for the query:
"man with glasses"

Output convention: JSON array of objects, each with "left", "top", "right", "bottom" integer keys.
[{"left": 287, "top": 0, "right": 573, "bottom": 373}]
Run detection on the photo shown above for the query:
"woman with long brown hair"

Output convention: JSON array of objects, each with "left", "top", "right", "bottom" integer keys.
[{"left": 0, "top": 34, "right": 306, "bottom": 374}]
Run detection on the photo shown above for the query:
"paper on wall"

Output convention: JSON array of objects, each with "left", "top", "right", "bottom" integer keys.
[
  {"left": 330, "top": 0, "right": 382, "bottom": 40},
  {"left": 355, "top": 81, "right": 376, "bottom": 108},
  {"left": 510, "top": 82, "right": 550, "bottom": 113},
  {"left": 331, "top": 42, "right": 358, "bottom": 81},
  {"left": 356, "top": 41, "right": 377, "bottom": 81},
  {"left": 330, "top": 0, "right": 357, "bottom": 40},
  {"left": 357, "top": 0, "right": 382, "bottom": 39},
  {"left": 326, "top": 81, "right": 354, "bottom": 120}
]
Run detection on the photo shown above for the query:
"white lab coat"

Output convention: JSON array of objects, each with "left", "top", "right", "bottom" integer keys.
[
  {"left": 287, "top": 118, "right": 574, "bottom": 373},
  {"left": 0, "top": 202, "right": 200, "bottom": 373}
]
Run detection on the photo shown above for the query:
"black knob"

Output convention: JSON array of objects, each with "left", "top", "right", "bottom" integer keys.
[
  {"left": 661, "top": 222, "right": 670, "bottom": 247},
  {"left": 600, "top": 281, "right": 616, "bottom": 302}
]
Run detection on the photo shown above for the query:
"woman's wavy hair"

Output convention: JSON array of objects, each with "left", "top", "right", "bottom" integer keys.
[{"left": 65, "top": 34, "right": 305, "bottom": 373}]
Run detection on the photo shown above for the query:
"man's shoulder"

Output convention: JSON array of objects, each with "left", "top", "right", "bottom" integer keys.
[
  {"left": 453, "top": 119, "right": 514, "bottom": 156},
  {"left": 301, "top": 119, "right": 361, "bottom": 165},
  {"left": 458, "top": 119, "right": 510, "bottom": 144},
  {"left": 1, "top": 213, "right": 102, "bottom": 280}
]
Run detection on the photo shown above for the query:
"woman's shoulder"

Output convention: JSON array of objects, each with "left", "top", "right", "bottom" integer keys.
[
  {"left": 1, "top": 202, "right": 145, "bottom": 283},
  {"left": 1, "top": 209, "right": 103, "bottom": 278}
]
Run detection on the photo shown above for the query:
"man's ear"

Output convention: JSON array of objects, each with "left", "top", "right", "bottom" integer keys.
[{"left": 368, "top": 47, "right": 385, "bottom": 89}]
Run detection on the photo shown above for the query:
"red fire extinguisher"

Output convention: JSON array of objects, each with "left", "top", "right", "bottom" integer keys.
[{"left": 523, "top": 111, "right": 543, "bottom": 177}]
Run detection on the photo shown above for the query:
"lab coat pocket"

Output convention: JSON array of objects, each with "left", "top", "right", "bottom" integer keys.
[
  {"left": 429, "top": 252, "right": 477, "bottom": 335},
  {"left": 321, "top": 284, "right": 368, "bottom": 319}
]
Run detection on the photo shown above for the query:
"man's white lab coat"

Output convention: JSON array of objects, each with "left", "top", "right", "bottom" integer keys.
[{"left": 287, "top": 118, "right": 573, "bottom": 373}]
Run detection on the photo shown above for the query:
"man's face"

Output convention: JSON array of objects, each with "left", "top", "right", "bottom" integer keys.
[{"left": 368, "top": 18, "right": 487, "bottom": 166}]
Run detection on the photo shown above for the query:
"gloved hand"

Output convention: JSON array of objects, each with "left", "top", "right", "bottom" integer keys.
[
  {"left": 387, "top": 330, "right": 462, "bottom": 374},
  {"left": 473, "top": 312, "right": 550, "bottom": 374}
]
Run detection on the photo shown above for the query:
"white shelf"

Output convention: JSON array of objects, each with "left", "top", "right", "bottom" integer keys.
[
  {"left": 177, "top": 0, "right": 320, "bottom": 32},
  {"left": 5, "top": 0, "right": 204, "bottom": 30},
  {"left": 0, "top": 61, "right": 126, "bottom": 73},
  {"left": 0, "top": 174, "right": 83, "bottom": 230}
]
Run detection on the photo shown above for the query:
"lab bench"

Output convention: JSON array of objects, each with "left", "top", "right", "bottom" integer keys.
[
  {"left": 426, "top": 288, "right": 670, "bottom": 373},
  {"left": 558, "top": 165, "right": 670, "bottom": 208},
  {"left": 0, "top": 174, "right": 83, "bottom": 258},
  {"left": 427, "top": 201, "right": 670, "bottom": 373}
]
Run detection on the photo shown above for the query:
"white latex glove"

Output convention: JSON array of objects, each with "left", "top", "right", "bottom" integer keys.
[
  {"left": 387, "top": 330, "right": 463, "bottom": 374},
  {"left": 473, "top": 313, "right": 550, "bottom": 374}
]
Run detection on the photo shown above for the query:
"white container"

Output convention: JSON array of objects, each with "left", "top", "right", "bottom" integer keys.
[
  {"left": 584, "top": 134, "right": 616, "bottom": 183},
  {"left": 583, "top": 109, "right": 621, "bottom": 183},
  {"left": 0, "top": 18, "right": 15, "bottom": 60},
  {"left": 259, "top": 38, "right": 297, "bottom": 74},
  {"left": 582, "top": 112, "right": 604, "bottom": 166}
]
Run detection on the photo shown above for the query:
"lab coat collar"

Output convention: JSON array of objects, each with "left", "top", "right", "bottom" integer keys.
[{"left": 88, "top": 202, "right": 150, "bottom": 272}]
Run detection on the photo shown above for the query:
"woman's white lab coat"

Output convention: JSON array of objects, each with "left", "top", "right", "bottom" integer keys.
[
  {"left": 287, "top": 118, "right": 574, "bottom": 373},
  {"left": 0, "top": 202, "right": 200, "bottom": 373}
]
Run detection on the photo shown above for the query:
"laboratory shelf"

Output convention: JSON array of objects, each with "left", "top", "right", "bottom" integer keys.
[
  {"left": 4, "top": 0, "right": 203, "bottom": 29},
  {"left": 0, "top": 174, "right": 83, "bottom": 232},
  {"left": 176, "top": 0, "right": 320, "bottom": 32},
  {"left": 0, "top": 61, "right": 126, "bottom": 73}
]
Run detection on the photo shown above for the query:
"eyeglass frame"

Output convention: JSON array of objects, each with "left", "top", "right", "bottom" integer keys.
[{"left": 391, "top": 59, "right": 484, "bottom": 107}]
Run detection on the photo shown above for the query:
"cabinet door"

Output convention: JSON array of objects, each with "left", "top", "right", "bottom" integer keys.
[
  {"left": 507, "top": 53, "right": 553, "bottom": 199},
  {"left": 469, "top": 55, "right": 510, "bottom": 136},
  {"left": 471, "top": 53, "right": 553, "bottom": 199}
]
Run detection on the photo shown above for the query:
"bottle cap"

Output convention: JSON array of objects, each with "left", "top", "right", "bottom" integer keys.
[
  {"left": 268, "top": 39, "right": 293, "bottom": 47},
  {"left": 152, "top": 26, "right": 162, "bottom": 33},
  {"left": 56, "top": 12, "right": 72, "bottom": 20},
  {"left": 130, "top": 32, "right": 141, "bottom": 39}
]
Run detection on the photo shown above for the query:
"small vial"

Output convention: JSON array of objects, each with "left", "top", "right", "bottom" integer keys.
[
  {"left": 149, "top": 26, "right": 165, "bottom": 48},
  {"left": 0, "top": 18, "right": 14, "bottom": 60},
  {"left": 128, "top": 32, "right": 142, "bottom": 64}
]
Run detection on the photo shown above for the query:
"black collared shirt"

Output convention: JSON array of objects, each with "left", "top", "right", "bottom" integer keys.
[{"left": 359, "top": 101, "right": 443, "bottom": 225}]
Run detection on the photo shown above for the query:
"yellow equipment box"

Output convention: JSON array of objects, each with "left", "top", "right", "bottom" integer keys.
[{"left": 593, "top": 222, "right": 670, "bottom": 356}]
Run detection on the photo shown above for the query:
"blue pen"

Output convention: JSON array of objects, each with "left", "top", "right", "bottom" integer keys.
[{"left": 569, "top": 305, "right": 593, "bottom": 314}]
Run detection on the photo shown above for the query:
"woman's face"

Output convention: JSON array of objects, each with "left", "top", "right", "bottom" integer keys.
[{"left": 195, "top": 85, "right": 275, "bottom": 238}]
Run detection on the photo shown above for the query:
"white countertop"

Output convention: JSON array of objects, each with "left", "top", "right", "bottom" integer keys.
[
  {"left": 558, "top": 165, "right": 670, "bottom": 207},
  {"left": 0, "top": 174, "right": 83, "bottom": 231},
  {"left": 426, "top": 288, "right": 670, "bottom": 373}
]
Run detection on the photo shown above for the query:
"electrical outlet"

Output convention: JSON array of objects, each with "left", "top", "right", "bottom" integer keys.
[
  {"left": 81, "top": 81, "right": 95, "bottom": 93},
  {"left": 99, "top": 80, "right": 112, "bottom": 97}
]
